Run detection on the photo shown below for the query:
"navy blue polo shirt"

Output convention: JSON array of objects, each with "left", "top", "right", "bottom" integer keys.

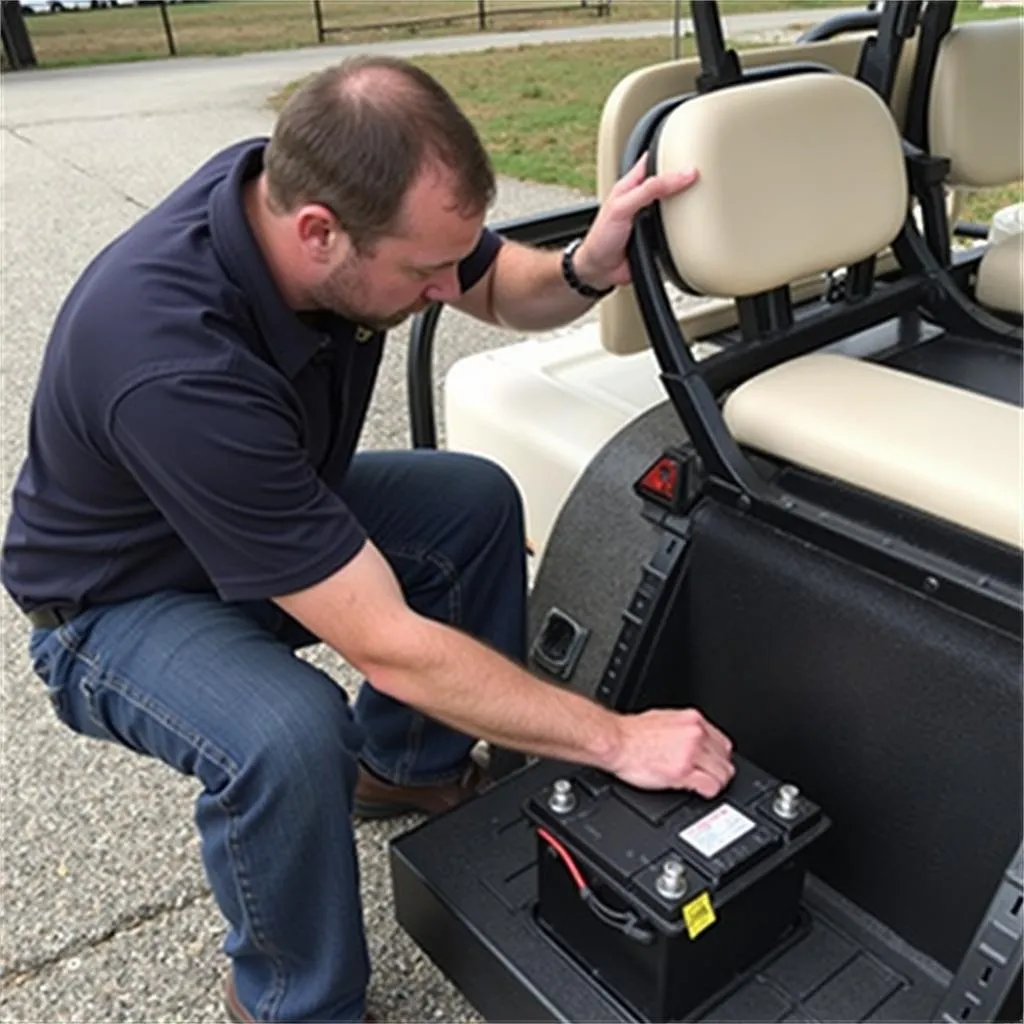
[{"left": 1, "top": 139, "right": 501, "bottom": 612}]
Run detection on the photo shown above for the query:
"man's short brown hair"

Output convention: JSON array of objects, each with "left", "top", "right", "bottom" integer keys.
[{"left": 264, "top": 56, "right": 496, "bottom": 250}]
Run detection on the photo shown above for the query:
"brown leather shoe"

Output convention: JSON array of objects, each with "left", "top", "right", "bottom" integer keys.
[
  {"left": 353, "top": 761, "right": 489, "bottom": 820},
  {"left": 224, "top": 975, "right": 376, "bottom": 1022}
]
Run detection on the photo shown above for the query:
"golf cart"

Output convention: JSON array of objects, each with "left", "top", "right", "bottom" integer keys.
[{"left": 393, "top": 4, "right": 1024, "bottom": 1021}]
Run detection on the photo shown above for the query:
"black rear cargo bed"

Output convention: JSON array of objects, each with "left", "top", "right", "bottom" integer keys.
[{"left": 391, "top": 760, "right": 950, "bottom": 1023}]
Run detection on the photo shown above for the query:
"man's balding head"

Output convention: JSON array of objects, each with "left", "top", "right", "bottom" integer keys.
[{"left": 264, "top": 57, "right": 495, "bottom": 251}]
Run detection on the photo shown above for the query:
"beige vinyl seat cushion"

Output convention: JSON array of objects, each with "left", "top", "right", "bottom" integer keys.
[
  {"left": 975, "top": 235, "right": 1024, "bottom": 315},
  {"left": 724, "top": 354, "right": 1023, "bottom": 549}
]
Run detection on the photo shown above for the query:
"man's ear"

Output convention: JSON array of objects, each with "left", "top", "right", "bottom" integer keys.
[{"left": 295, "top": 203, "right": 351, "bottom": 264}]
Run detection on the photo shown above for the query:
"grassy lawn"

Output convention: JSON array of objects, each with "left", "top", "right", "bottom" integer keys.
[
  {"left": 960, "top": 185, "right": 1024, "bottom": 225},
  {"left": 272, "top": 26, "right": 1023, "bottom": 225},
  {"left": 20, "top": 0, "right": 852, "bottom": 68}
]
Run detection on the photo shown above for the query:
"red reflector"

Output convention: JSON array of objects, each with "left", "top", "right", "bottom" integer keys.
[{"left": 638, "top": 457, "right": 679, "bottom": 502}]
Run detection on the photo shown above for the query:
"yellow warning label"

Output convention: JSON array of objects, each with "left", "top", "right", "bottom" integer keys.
[{"left": 682, "top": 892, "right": 717, "bottom": 939}]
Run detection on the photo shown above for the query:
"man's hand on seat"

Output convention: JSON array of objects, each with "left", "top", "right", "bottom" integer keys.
[
  {"left": 607, "top": 706, "right": 735, "bottom": 797},
  {"left": 572, "top": 155, "right": 700, "bottom": 294}
]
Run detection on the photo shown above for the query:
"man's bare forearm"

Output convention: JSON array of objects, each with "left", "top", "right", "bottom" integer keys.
[
  {"left": 364, "top": 616, "right": 624, "bottom": 770},
  {"left": 277, "top": 542, "right": 733, "bottom": 795},
  {"left": 488, "top": 242, "right": 600, "bottom": 332}
]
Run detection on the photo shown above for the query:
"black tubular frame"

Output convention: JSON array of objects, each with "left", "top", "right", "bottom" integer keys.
[
  {"left": 855, "top": 0, "right": 923, "bottom": 103},
  {"left": 691, "top": 0, "right": 742, "bottom": 90},
  {"left": 406, "top": 201, "right": 596, "bottom": 450},
  {"left": 903, "top": 0, "right": 957, "bottom": 153},
  {"left": 622, "top": 16, "right": 1021, "bottom": 636},
  {"left": 797, "top": 9, "right": 880, "bottom": 43},
  {"left": 900, "top": 3, "right": 959, "bottom": 266}
]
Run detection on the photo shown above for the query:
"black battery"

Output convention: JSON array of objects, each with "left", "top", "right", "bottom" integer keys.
[{"left": 524, "top": 754, "right": 829, "bottom": 1021}]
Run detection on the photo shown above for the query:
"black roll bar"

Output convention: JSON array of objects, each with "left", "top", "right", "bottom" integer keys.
[
  {"left": 798, "top": 10, "right": 880, "bottom": 43},
  {"left": 903, "top": 0, "right": 956, "bottom": 152},
  {"left": 691, "top": 0, "right": 742, "bottom": 91}
]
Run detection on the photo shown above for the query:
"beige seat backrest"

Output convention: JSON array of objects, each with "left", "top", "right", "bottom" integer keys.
[
  {"left": 655, "top": 73, "right": 906, "bottom": 296},
  {"left": 929, "top": 19, "right": 1024, "bottom": 316},
  {"left": 928, "top": 19, "right": 1024, "bottom": 189},
  {"left": 598, "top": 34, "right": 920, "bottom": 354}
]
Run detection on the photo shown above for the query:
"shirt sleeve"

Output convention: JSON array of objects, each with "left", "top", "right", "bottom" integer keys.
[
  {"left": 458, "top": 227, "right": 503, "bottom": 293},
  {"left": 108, "top": 367, "right": 366, "bottom": 602}
]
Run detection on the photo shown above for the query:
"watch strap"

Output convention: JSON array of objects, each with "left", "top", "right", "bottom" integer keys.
[{"left": 562, "top": 238, "right": 614, "bottom": 300}]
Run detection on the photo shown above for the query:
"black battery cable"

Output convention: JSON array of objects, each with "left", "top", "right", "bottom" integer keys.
[{"left": 537, "top": 827, "right": 656, "bottom": 944}]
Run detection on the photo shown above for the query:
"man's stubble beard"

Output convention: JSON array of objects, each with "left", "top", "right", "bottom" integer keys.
[{"left": 311, "top": 254, "right": 420, "bottom": 332}]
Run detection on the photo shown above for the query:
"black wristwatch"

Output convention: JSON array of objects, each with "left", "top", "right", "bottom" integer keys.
[{"left": 561, "top": 238, "right": 614, "bottom": 300}]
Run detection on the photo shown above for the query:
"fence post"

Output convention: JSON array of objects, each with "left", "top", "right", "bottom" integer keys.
[
  {"left": 158, "top": 0, "right": 177, "bottom": 57},
  {"left": 1, "top": 0, "right": 37, "bottom": 70},
  {"left": 312, "top": 0, "right": 325, "bottom": 43},
  {"left": 477, "top": 0, "right": 486, "bottom": 30}
]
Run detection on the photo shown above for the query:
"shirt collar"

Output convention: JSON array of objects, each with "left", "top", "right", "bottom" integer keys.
[{"left": 208, "top": 139, "right": 358, "bottom": 379}]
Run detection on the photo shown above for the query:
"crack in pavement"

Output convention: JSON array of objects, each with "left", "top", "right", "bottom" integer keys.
[
  {"left": 3, "top": 102, "right": 258, "bottom": 133},
  {"left": 4, "top": 125, "right": 152, "bottom": 212},
  {"left": 0, "top": 885, "right": 214, "bottom": 988}
]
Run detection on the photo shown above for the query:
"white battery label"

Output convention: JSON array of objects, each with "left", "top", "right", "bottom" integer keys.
[{"left": 678, "top": 804, "right": 756, "bottom": 859}]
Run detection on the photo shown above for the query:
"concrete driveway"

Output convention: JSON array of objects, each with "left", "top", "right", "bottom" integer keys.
[{"left": 0, "top": 9, "right": 854, "bottom": 1022}]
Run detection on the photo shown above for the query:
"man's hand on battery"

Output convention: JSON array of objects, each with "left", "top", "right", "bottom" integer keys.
[{"left": 608, "top": 708, "right": 735, "bottom": 797}]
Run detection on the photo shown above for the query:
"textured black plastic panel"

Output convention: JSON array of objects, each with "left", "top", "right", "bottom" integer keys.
[
  {"left": 667, "top": 503, "right": 1022, "bottom": 972},
  {"left": 526, "top": 401, "right": 677, "bottom": 695}
]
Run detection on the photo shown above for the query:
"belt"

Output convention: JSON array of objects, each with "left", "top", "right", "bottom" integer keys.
[{"left": 26, "top": 606, "right": 81, "bottom": 629}]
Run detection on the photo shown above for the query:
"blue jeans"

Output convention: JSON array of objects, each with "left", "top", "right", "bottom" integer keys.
[{"left": 26, "top": 450, "right": 527, "bottom": 1023}]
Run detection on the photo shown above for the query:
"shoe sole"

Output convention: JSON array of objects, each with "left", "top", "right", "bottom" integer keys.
[{"left": 352, "top": 799, "right": 422, "bottom": 820}]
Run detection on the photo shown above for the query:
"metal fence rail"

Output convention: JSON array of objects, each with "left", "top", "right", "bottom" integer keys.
[
  {"left": 315, "top": 0, "right": 611, "bottom": 42},
  {"left": 2, "top": 0, "right": 614, "bottom": 71}
]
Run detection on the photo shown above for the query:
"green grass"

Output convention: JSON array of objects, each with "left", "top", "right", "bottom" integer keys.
[
  {"left": 958, "top": 184, "right": 1024, "bottom": 225},
  {"left": 271, "top": 29, "right": 1024, "bottom": 226},
  {"left": 18, "top": 0, "right": 852, "bottom": 69},
  {"left": 955, "top": 0, "right": 1024, "bottom": 19}
]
